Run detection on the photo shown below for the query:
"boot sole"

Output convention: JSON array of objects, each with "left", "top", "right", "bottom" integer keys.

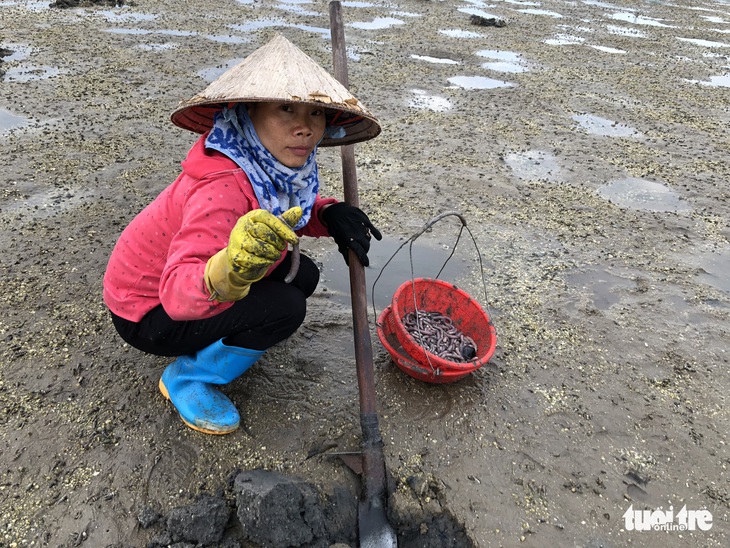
[{"left": 158, "top": 378, "right": 238, "bottom": 436}]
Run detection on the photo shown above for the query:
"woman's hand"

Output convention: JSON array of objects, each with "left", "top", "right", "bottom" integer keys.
[
  {"left": 322, "top": 203, "right": 382, "bottom": 266},
  {"left": 204, "top": 207, "right": 302, "bottom": 301},
  {"left": 227, "top": 208, "right": 301, "bottom": 282}
]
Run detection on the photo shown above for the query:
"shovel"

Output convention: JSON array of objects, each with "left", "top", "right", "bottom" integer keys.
[{"left": 329, "top": 2, "right": 398, "bottom": 546}]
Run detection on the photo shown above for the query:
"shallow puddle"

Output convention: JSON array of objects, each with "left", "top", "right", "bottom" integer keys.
[
  {"left": 105, "top": 28, "right": 197, "bottom": 37},
  {"left": 198, "top": 59, "right": 244, "bottom": 82},
  {"left": 696, "top": 246, "right": 730, "bottom": 293},
  {"left": 0, "top": 187, "right": 93, "bottom": 220},
  {"left": 516, "top": 8, "right": 564, "bottom": 18},
  {"left": 572, "top": 113, "right": 643, "bottom": 138},
  {"left": 583, "top": 0, "right": 623, "bottom": 8},
  {"left": 564, "top": 267, "right": 634, "bottom": 310},
  {"left": 699, "top": 15, "right": 730, "bottom": 24},
  {"left": 505, "top": 150, "right": 563, "bottom": 182},
  {"left": 203, "top": 34, "right": 250, "bottom": 45},
  {"left": 476, "top": 49, "right": 522, "bottom": 62},
  {"left": 544, "top": 34, "right": 585, "bottom": 46},
  {"left": 408, "top": 89, "right": 452, "bottom": 112},
  {"left": 447, "top": 75, "right": 516, "bottom": 89},
  {"left": 481, "top": 60, "right": 529, "bottom": 73},
  {"left": 503, "top": 0, "right": 541, "bottom": 6},
  {"left": 685, "top": 73, "right": 730, "bottom": 87},
  {"left": 230, "top": 20, "right": 329, "bottom": 36},
  {"left": 95, "top": 9, "right": 157, "bottom": 22},
  {"left": 609, "top": 12, "right": 675, "bottom": 27},
  {"left": 606, "top": 24, "right": 646, "bottom": 37},
  {"left": 136, "top": 42, "right": 179, "bottom": 51},
  {"left": 0, "top": 0, "right": 48, "bottom": 11},
  {"left": 439, "top": 29, "right": 483, "bottom": 39},
  {"left": 457, "top": 7, "right": 502, "bottom": 19},
  {"left": 3, "top": 65, "right": 61, "bottom": 82},
  {"left": 596, "top": 177, "right": 692, "bottom": 213},
  {"left": 676, "top": 37, "right": 730, "bottom": 48},
  {"left": 410, "top": 54, "right": 459, "bottom": 65},
  {"left": 590, "top": 45, "right": 626, "bottom": 54},
  {"left": 273, "top": 2, "right": 319, "bottom": 17},
  {"left": 0, "top": 108, "right": 29, "bottom": 133},
  {"left": 1, "top": 44, "right": 31, "bottom": 62},
  {"left": 349, "top": 17, "right": 405, "bottom": 30},
  {"left": 341, "top": 0, "right": 377, "bottom": 6},
  {"left": 319, "top": 235, "right": 472, "bottom": 310},
  {"left": 476, "top": 49, "right": 529, "bottom": 73}
]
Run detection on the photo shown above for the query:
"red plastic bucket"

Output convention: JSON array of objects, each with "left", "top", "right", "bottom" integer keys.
[
  {"left": 390, "top": 278, "right": 496, "bottom": 373},
  {"left": 377, "top": 306, "right": 473, "bottom": 383}
]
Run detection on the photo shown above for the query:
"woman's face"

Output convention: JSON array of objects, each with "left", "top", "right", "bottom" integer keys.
[{"left": 248, "top": 102, "right": 327, "bottom": 168}]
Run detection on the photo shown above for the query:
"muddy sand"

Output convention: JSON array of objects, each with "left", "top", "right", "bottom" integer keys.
[{"left": 1, "top": 0, "right": 729, "bottom": 546}]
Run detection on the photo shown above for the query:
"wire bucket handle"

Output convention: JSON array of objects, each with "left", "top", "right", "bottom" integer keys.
[{"left": 371, "top": 210, "right": 493, "bottom": 323}]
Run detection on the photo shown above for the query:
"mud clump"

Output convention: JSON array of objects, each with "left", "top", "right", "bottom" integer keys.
[
  {"left": 234, "top": 469, "right": 356, "bottom": 546},
  {"left": 141, "top": 469, "right": 473, "bottom": 547},
  {"left": 469, "top": 14, "right": 507, "bottom": 27},
  {"left": 143, "top": 469, "right": 358, "bottom": 547}
]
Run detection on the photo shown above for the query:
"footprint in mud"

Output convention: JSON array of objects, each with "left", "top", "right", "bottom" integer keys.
[{"left": 145, "top": 439, "right": 198, "bottom": 499}]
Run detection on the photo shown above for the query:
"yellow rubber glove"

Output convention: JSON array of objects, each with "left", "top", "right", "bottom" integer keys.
[{"left": 204, "top": 207, "right": 302, "bottom": 302}]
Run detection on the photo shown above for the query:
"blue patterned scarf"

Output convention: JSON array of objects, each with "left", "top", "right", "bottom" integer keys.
[{"left": 205, "top": 104, "right": 319, "bottom": 230}]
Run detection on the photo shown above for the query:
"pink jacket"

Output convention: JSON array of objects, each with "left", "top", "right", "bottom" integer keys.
[{"left": 103, "top": 134, "right": 336, "bottom": 322}]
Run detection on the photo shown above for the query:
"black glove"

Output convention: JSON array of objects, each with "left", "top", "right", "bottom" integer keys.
[{"left": 322, "top": 203, "right": 382, "bottom": 266}]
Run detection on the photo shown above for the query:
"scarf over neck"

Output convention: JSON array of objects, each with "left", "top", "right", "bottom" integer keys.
[{"left": 205, "top": 104, "right": 319, "bottom": 230}]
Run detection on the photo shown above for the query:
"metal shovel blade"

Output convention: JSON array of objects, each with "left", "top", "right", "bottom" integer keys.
[{"left": 359, "top": 498, "right": 397, "bottom": 548}]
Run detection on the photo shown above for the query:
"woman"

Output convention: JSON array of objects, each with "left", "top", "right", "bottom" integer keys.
[{"left": 103, "top": 35, "right": 381, "bottom": 435}]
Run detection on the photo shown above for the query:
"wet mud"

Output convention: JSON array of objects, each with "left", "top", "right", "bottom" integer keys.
[{"left": 1, "top": 0, "right": 729, "bottom": 546}]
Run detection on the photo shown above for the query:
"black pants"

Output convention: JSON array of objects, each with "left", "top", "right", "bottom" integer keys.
[{"left": 110, "top": 251, "right": 319, "bottom": 356}]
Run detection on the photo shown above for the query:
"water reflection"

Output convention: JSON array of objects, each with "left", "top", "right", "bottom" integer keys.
[
  {"left": 505, "top": 150, "right": 563, "bottom": 182},
  {"left": 685, "top": 74, "right": 730, "bottom": 87},
  {"left": 516, "top": 8, "right": 564, "bottom": 17},
  {"left": 320, "top": 236, "right": 470, "bottom": 309},
  {"left": 596, "top": 178, "right": 691, "bottom": 213},
  {"left": 565, "top": 267, "right": 631, "bottom": 310},
  {"left": 439, "top": 29, "right": 483, "bottom": 39},
  {"left": 410, "top": 54, "right": 459, "bottom": 65},
  {"left": 198, "top": 59, "right": 244, "bottom": 82},
  {"left": 448, "top": 75, "right": 515, "bottom": 89},
  {"left": 590, "top": 45, "right": 626, "bottom": 54},
  {"left": 696, "top": 246, "right": 730, "bottom": 293},
  {"left": 137, "top": 42, "right": 179, "bottom": 51},
  {"left": 204, "top": 34, "right": 250, "bottom": 45},
  {"left": 230, "top": 20, "right": 330, "bottom": 36},
  {"left": 408, "top": 89, "right": 452, "bottom": 112},
  {"left": 1, "top": 44, "right": 31, "bottom": 62},
  {"left": 96, "top": 9, "right": 157, "bottom": 23},
  {"left": 606, "top": 24, "right": 646, "bottom": 37},
  {"left": 609, "top": 12, "right": 675, "bottom": 27},
  {"left": 350, "top": 17, "right": 405, "bottom": 30},
  {"left": 544, "top": 34, "right": 585, "bottom": 45},
  {"left": 572, "top": 113, "right": 643, "bottom": 138},
  {"left": 3, "top": 65, "right": 60, "bottom": 82},
  {"left": 0, "top": 108, "right": 29, "bottom": 133},
  {"left": 676, "top": 37, "right": 730, "bottom": 48},
  {"left": 476, "top": 49, "right": 529, "bottom": 72}
]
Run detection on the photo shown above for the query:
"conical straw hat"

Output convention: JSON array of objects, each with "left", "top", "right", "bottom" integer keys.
[{"left": 171, "top": 34, "right": 381, "bottom": 147}]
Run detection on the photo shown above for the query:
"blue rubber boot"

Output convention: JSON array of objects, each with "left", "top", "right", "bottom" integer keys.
[{"left": 158, "top": 339, "right": 265, "bottom": 435}]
